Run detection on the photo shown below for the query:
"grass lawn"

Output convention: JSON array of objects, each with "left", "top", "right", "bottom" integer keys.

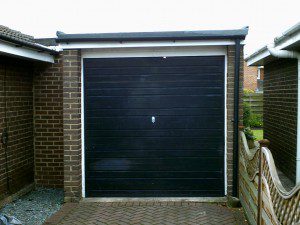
[{"left": 253, "top": 129, "right": 263, "bottom": 140}]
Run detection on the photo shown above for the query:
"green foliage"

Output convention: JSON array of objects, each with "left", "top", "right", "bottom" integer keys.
[
  {"left": 249, "top": 114, "right": 263, "bottom": 128},
  {"left": 243, "top": 103, "right": 251, "bottom": 127},
  {"left": 244, "top": 127, "right": 255, "bottom": 140},
  {"left": 253, "top": 129, "right": 263, "bottom": 140},
  {"left": 244, "top": 89, "right": 255, "bottom": 94},
  {"left": 243, "top": 101, "right": 263, "bottom": 128}
]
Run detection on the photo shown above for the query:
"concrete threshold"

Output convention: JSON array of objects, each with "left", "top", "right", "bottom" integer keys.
[{"left": 82, "top": 197, "right": 227, "bottom": 203}]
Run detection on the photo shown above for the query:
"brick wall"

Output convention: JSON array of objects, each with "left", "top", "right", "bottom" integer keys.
[
  {"left": 0, "top": 45, "right": 244, "bottom": 201},
  {"left": 63, "top": 50, "right": 82, "bottom": 202},
  {"left": 226, "top": 46, "right": 244, "bottom": 196},
  {"left": 33, "top": 54, "right": 64, "bottom": 188},
  {"left": 244, "top": 62, "right": 258, "bottom": 91},
  {"left": 0, "top": 56, "right": 34, "bottom": 199},
  {"left": 264, "top": 58, "right": 298, "bottom": 181}
]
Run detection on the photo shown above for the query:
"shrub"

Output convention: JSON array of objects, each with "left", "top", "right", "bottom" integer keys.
[
  {"left": 243, "top": 103, "right": 251, "bottom": 127},
  {"left": 249, "top": 114, "right": 263, "bottom": 128},
  {"left": 244, "top": 127, "right": 255, "bottom": 140},
  {"left": 244, "top": 89, "right": 255, "bottom": 95}
]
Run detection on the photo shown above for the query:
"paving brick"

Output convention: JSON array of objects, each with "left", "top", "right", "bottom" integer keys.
[{"left": 44, "top": 201, "right": 248, "bottom": 225}]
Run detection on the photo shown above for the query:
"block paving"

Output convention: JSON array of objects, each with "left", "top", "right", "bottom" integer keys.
[{"left": 45, "top": 201, "right": 248, "bottom": 225}]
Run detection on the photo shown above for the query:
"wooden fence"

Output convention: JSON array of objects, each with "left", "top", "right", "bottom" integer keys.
[
  {"left": 244, "top": 93, "right": 263, "bottom": 115},
  {"left": 239, "top": 131, "right": 300, "bottom": 225}
]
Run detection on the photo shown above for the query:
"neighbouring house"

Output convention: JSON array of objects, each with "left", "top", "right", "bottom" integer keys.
[
  {"left": 0, "top": 25, "right": 60, "bottom": 202},
  {"left": 0, "top": 25, "right": 248, "bottom": 202},
  {"left": 246, "top": 22, "right": 300, "bottom": 183},
  {"left": 243, "top": 62, "right": 264, "bottom": 92}
]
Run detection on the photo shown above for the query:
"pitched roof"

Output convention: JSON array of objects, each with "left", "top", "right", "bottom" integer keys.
[{"left": 0, "top": 25, "right": 57, "bottom": 54}]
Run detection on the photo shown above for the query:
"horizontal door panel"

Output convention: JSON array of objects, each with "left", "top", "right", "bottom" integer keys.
[
  {"left": 87, "top": 157, "right": 223, "bottom": 171},
  {"left": 86, "top": 87, "right": 223, "bottom": 97},
  {"left": 86, "top": 171, "right": 222, "bottom": 179},
  {"left": 85, "top": 116, "right": 224, "bottom": 130},
  {"left": 86, "top": 149, "right": 223, "bottom": 158},
  {"left": 86, "top": 138, "right": 224, "bottom": 150},
  {"left": 86, "top": 80, "right": 224, "bottom": 89},
  {"left": 86, "top": 129, "right": 223, "bottom": 138},
  {"left": 85, "top": 107, "right": 223, "bottom": 117},
  {"left": 86, "top": 74, "right": 223, "bottom": 83},
  {"left": 85, "top": 66, "right": 223, "bottom": 76},
  {"left": 84, "top": 56, "right": 224, "bottom": 68},
  {"left": 85, "top": 95, "right": 223, "bottom": 109},
  {"left": 86, "top": 178, "right": 223, "bottom": 190},
  {"left": 86, "top": 190, "right": 224, "bottom": 197}
]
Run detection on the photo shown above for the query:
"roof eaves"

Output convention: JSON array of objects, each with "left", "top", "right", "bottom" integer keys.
[
  {"left": 246, "top": 22, "right": 300, "bottom": 66},
  {"left": 274, "top": 22, "right": 300, "bottom": 45},
  {"left": 0, "top": 33, "right": 58, "bottom": 55},
  {"left": 245, "top": 45, "right": 268, "bottom": 61}
]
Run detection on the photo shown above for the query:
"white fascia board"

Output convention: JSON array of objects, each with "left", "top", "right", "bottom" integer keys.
[
  {"left": 275, "top": 29, "right": 300, "bottom": 50},
  {"left": 81, "top": 45, "right": 227, "bottom": 58},
  {"left": 60, "top": 39, "right": 237, "bottom": 50},
  {"left": 247, "top": 29, "right": 300, "bottom": 66},
  {"left": 247, "top": 48, "right": 270, "bottom": 66},
  {"left": 0, "top": 40, "right": 55, "bottom": 63}
]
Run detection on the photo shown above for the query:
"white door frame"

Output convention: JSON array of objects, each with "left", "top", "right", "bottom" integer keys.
[{"left": 80, "top": 45, "right": 228, "bottom": 198}]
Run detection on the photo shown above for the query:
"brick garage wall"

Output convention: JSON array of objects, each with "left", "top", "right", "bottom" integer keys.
[
  {"left": 264, "top": 58, "right": 298, "bottom": 181},
  {"left": 0, "top": 56, "right": 34, "bottom": 199},
  {"left": 243, "top": 62, "right": 258, "bottom": 91},
  {"left": 33, "top": 54, "right": 64, "bottom": 188},
  {"left": 63, "top": 50, "right": 82, "bottom": 202},
  {"left": 226, "top": 46, "right": 244, "bottom": 196},
  {"left": 60, "top": 47, "right": 244, "bottom": 201}
]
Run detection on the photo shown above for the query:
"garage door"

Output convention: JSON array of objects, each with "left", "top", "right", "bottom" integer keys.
[{"left": 84, "top": 56, "right": 225, "bottom": 197}]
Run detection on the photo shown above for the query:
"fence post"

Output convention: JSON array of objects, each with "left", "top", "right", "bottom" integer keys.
[{"left": 257, "top": 139, "right": 270, "bottom": 225}]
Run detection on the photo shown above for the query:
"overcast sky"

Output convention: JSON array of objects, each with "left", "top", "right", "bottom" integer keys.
[{"left": 1, "top": 0, "right": 299, "bottom": 56}]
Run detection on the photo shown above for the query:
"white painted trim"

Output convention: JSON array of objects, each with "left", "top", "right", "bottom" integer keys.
[
  {"left": 61, "top": 40, "right": 236, "bottom": 50},
  {"left": 81, "top": 57, "right": 86, "bottom": 198},
  {"left": 247, "top": 29, "right": 300, "bottom": 66},
  {"left": 247, "top": 48, "right": 270, "bottom": 66},
  {"left": 0, "top": 40, "right": 54, "bottom": 63},
  {"left": 81, "top": 46, "right": 227, "bottom": 58},
  {"left": 275, "top": 29, "right": 300, "bottom": 51},
  {"left": 81, "top": 45, "right": 228, "bottom": 197}
]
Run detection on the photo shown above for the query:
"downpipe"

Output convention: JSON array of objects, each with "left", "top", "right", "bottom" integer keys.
[
  {"left": 267, "top": 44, "right": 300, "bottom": 184},
  {"left": 232, "top": 39, "right": 241, "bottom": 197}
]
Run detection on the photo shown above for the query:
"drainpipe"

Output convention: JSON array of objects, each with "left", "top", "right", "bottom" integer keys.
[
  {"left": 233, "top": 39, "right": 241, "bottom": 197},
  {"left": 267, "top": 44, "right": 300, "bottom": 184}
]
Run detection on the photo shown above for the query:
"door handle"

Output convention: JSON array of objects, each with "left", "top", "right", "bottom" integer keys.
[{"left": 152, "top": 116, "right": 155, "bottom": 124}]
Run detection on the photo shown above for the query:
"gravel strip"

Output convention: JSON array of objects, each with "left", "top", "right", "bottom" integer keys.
[{"left": 0, "top": 188, "right": 64, "bottom": 225}]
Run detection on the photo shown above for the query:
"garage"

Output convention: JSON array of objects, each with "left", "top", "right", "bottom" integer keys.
[
  {"left": 84, "top": 55, "right": 225, "bottom": 197},
  {"left": 55, "top": 28, "right": 247, "bottom": 200}
]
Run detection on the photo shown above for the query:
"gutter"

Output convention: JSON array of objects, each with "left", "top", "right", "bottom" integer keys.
[
  {"left": 274, "top": 22, "right": 300, "bottom": 45},
  {"left": 267, "top": 44, "right": 300, "bottom": 184},
  {"left": 0, "top": 34, "right": 58, "bottom": 55}
]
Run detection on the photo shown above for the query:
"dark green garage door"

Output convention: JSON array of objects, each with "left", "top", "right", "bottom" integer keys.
[{"left": 84, "top": 56, "right": 225, "bottom": 197}]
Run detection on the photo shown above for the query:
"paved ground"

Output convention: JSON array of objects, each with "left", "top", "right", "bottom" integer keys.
[{"left": 44, "top": 201, "right": 248, "bottom": 225}]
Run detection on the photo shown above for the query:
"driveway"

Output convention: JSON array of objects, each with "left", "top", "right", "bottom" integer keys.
[{"left": 44, "top": 201, "right": 247, "bottom": 225}]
